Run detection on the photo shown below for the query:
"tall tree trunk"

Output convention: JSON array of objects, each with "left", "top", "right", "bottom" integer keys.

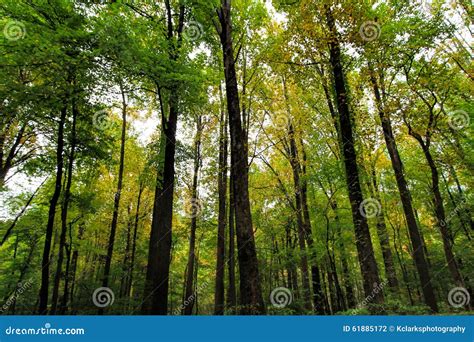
[
  {"left": 287, "top": 121, "right": 312, "bottom": 311},
  {"left": 226, "top": 176, "right": 237, "bottom": 311},
  {"left": 60, "top": 220, "right": 73, "bottom": 314},
  {"left": 120, "top": 205, "right": 133, "bottom": 298},
  {"left": 51, "top": 95, "right": 78, "bottom": 314},
  {"left": 142, "top": 3, "right": 185, "bottom": 315},
  {"left": 69, "top": 223, "right": 84, "bottom": 312},
  {"left": 441, "top": 171, "right": 471, "bottom": 240},
  {"left": 409, "top": 132, "right": 464, "bottom": 287},
  {"left": 282, "top": 78, "right": 312, "bottom": 311},
  {"left": 368, "top": 65, "right": 438, "bottom": 311},
  {"left": 325, "top": 5, "right": 383, "bottom": 304},
  {"left": 182, "top": 115, "right": 202, "bottom": 315},
  {"left": 217, "top": 0, "right": 265, "bottom": 314},
  {"left": 100, "top": 83, "right": 127, "bottom": 314},
  {"left": 127, "top": 183, "right": 143, "bottom": 299},
  {"left": 299, "top": 139, "right": 326, "bottom": 314},
  {"left": 331, "top": 199, "right": 356, "bottom": 308},
  {"left": 450, "top": 165, "right": 474, "bottom": 232},
  {"left": 215, "top": 89, "right": 228, "bottom": 315},
  {"left": 368, "top": 165, "right": 399, "bottom": 291},
  {"left": 38, "top": 104, "right": 67, "bottom": 314}
]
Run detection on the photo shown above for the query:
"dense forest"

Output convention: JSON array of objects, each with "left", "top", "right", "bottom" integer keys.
[{"left": 0, "top": 0, "right": 472, "bottom": 316}]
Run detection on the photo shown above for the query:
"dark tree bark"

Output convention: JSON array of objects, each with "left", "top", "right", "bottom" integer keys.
[
  {"left": 51, "top": 94, "right": 78, "bottom": 314},
  {"left": 215, "top": 89, "right": 228, "bottom": 315},
  {"left": 287, "top": 121, "right": 312, "bottom": 311},
  {"left": 324, "top": 5, "right": 383, "bottom": 304},
  {"left": 99, "top": 82, "right": 128, "bottom": 314},
  {"left": 127, "top": 183, "right": 144, "bottom": 298},
  {"left": 142, "top": 2, "right": 185, "bottom": 315},
  {"left": 60, "top": 219, "right": 74, "bottom": 314},
  {"left": 330, "top": 199, "right": 356, "bottom": 309},
  {"left": 407, "top": 127, "right": 464, "bottom": 288},
  {"left": 367, "top": 65, "right": 438, "bottom": 311},
  {"left": 216, "top": 0, "right": 265, "bottom": 314},
  {"left": 182, "top": 115, "right": 202, "bottom": 315},
  {"left": 38, "top": 104, "right": 67, "bottom": 315},
  {"left": 368, "top": 165, "right": 399, "bottom": 291},
  {"left": 69, "top": 223, "right": 84, "bottom": 311},
  {"left": 282, "top": 78, "right": 312, "bottom": 310},
  {"left": 299, "top": 140, "right": 326, "bottom": 314},
  {"left": 450, "top": 165, "right": 474, "bottom": 232},
  {"left": 226, "top": 176, "right": 237, "bottom": 311},
  {"left": 120, "top": 205, "right": 133, "bottom": 298}
]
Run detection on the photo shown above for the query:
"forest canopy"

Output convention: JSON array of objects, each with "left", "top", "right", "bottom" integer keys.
[{"left": 0, "top": 0, "right": 472, "bottom": 316}]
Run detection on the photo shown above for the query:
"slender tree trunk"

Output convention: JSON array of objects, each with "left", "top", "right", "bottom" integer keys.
[
  {"left": 51, "top": 96, "right": 78, "bottom": 314},
  {"left": 127, "top": 183, "right": 143, "bottom": 298},
  {"left": 299, "top": 140, "right": 326, "bottom": 314},
  {"left": 226, "top": 176, "right": 237, "bottom": 311},
  {"left": 60, "top": 220, "right": 73, "bottom": 314},
  {"left": 368, "top": 165, "right": 399, "bottom": 290},
  {"left": 331, "top": 199, "right": 356, "bottom": 308},
  {"left": 325, "top": 5, "right": 383, "bottom": 304},
  {"left": 411, "top": 136, "right": 464, "bottom": 287},
  {"left": 217, "top": 0, "right": 265, "bottom": 314},
  {"left": 450, "top": 165, "right": 474, "bottom": 231},
  {"left": 287, "top": 121, "right": 312, "bottom": 311},
  {"left": 120, "top": 205, "right": 133, "bottom": 298},
  {"left": 215, "top": 90, "right": 228, "bottom": 315},
  {"left": 38, "top": 105, "right": 67, "bottom": 314},
  {"left": 182, "top": 116, "right": 202, "bottom": 315},
  {"left": 367, "top": 65, "right": 437, "bottom": 311},
  {"left": 100, "top": 83, "right": 127, "bottom": 314},
  {"left": 69, "top": 223, "right": 84, "bottom": 311},
  {"left": 141, "top": 2, "right": 185, "bottom": 315}
]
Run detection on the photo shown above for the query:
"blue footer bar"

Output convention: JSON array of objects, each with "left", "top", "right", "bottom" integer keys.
[{"left": 0, "top": 316, "right": 472, "bottom": 342}]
